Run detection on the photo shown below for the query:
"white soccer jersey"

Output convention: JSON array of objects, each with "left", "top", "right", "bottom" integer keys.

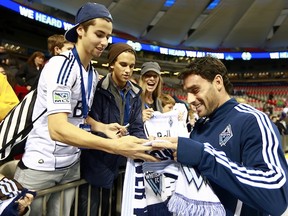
[
  {"left": 144, "top": 110, "right": 189, "bottom": 138},
  {"left": 122, "top": 110, "right": 224, "bottom": 216},
  {"left": 22, "top": 50, "right": 98, "bottom": 170},
  {"left": 122, "top": 111, "right": 190, "bottom": 215}
]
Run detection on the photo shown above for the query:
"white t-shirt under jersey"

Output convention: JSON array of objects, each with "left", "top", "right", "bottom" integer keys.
[{"left": 22, "top": 50, "right": 98, "bottom": 171}]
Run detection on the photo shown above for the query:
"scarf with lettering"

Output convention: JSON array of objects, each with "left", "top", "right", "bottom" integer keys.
[{"left": 121, "top": 111, "right": 225, "bottom": 216}]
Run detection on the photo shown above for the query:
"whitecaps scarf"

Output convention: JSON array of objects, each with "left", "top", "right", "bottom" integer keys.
[{"left": 121, "top": 110, "right": 225, "bottom": 216}]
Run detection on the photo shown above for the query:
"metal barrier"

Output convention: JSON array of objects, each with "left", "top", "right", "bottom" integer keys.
[{"left": 36, "top": 173, "right": 124, "bottom": 216}]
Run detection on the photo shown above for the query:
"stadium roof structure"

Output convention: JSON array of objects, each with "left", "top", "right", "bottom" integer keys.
[{"left": 29, "top": 0, "right": 288, "bottom": 52}]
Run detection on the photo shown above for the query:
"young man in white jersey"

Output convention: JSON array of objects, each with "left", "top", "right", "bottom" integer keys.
[{"left": 14, "top": 3, "right": 157, "bottom": 216}]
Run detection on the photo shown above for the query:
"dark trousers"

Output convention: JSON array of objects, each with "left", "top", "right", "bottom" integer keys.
[{"left": 77, "top": 184, "right": 112, "bottom": 216}]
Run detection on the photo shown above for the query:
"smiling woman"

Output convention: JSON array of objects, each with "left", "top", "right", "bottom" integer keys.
[{"left": 138, "top": 61, "right": 163, "bottom": 122}]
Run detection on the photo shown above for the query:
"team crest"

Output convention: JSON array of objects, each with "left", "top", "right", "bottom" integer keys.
[
  {"left": 53, "top": 91, "right": 70, "bottom": 104},
  {"left": 219, "top": 124, "right": 233, "bottom": 146},
  {"left": 144, "top": 171, "right": 162, "bottom": 196},
  {"left": 168, "top": 116, "right": 173, "bottom": 127}
]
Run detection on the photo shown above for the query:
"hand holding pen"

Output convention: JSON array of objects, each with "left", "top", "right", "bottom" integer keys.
[
  {"left": 101, "top": 123, "right": 128, "bottom": 139},
  {"left": 116, "top": 123, "right": 130, "bottom": 136},
  {"left": 142, "top": 108, "right": 154, "bottom": 122}
]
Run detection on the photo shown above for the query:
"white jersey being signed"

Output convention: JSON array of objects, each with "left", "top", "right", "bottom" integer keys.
[
  {"left": 144, "top": 110, "right": 189, "bottom": 138},
  {"left": 122, "top": 109, "right": 224, "bottom": 216},
  {"left": 22, "top": 50, "right": 98, "bottom": 171}
]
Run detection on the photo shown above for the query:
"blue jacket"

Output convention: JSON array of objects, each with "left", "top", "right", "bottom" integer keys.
[
  {"left": 177, "top": 98, "right": 288, "bottom": 216},
  {"left": 81, "top": 74, "right": 146, "bottom": 188}
]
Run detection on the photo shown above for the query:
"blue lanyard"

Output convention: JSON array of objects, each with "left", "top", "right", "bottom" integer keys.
[
  {"left": 120, "top": 89, "right": 131, "bottom": 125},
  {"left": 72, "top": 47, "right": 93, "bottom": 119}
]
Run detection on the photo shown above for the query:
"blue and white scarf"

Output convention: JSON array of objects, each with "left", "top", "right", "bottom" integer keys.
[{"left": 121, "top": 111, "right": 225, "bottom": 216}]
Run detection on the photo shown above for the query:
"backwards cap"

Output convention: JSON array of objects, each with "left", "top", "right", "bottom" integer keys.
[{"left": 65, "top": 2, "right": 113, "bottom": 43}]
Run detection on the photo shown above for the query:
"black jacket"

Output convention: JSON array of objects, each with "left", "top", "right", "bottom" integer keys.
[{"left": 81, "top": 74, "right": 146, "bottom": 188}]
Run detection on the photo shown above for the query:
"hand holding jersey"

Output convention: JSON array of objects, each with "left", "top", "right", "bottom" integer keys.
[
  {"left": 150, "top": 137, "right": 178, "bottom": 160},
  {"left": 86, "top": 117, "right": 128, "bottom": 139},
  {"left": 142, "top": 107, "right": 154, "bottom": 122},
  {"left": 86, "top": 117, "right": 160, "bottom": 162},
  {"left": 113, "top": 136, "right": 161, "bottom": 162},
  {"left": 48, "top": 113, "right": 159, "bottom": 162},
  {"left": 122, "top": 110, "right": 225, "bottom": 216}
]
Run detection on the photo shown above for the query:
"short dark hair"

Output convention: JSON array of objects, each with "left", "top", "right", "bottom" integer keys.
[{"left": 179, "top": 56, "right": 233, "bottom": 94}]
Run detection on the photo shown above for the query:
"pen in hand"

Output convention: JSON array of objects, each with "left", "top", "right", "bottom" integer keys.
[{"left": 116, "top": 123, "right": 130, "bottom": 135}]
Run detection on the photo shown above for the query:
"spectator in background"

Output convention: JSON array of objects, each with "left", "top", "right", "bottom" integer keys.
[
  {"left": 0, "top": 63, "right": 17, "bottom": 89},
  {"left": 263, "top": 101, "right": 273, "bottom": 116},
  {"left": 268, "top": 91, "right": 274, "bottom": 101},
  {"left": 138, "top": 61, "right": 163, "bottom": 122},
  {"left": 282, "top": 106, "right": 288, "bottom": 134},
  {"left": 187, "top": 104, "right": 198, "bottom": 133},
  {"left": 159, "top": 93, "right": 175, "bottom": 113},
  {"left": 0, "top": 64, "right": 19, "bottom": 121},
  {"left": 79, "top": 42, "right": 146, "bottom": 216},
  {"left": 0, "top": 50, "right": 20, "bottom": 91},
  {"left": 279, "top": 111, "right": 288, "bottom": 134},
  {"left": 271, "top": 114, "right": 286, "bottom": 136},
  {"left": 15, "top": 51, "right": 45, "bottom": 92},
  {"left": 160, "top": 93, "right": 190, "bottom": 137},
  {"left": 47, "top": 34, "right": 74, "bottom": 56},
  {"left": 271, "top": 114, "right": 286, "bottom": 153},
  {"left": 0, "top": 52, "right": 20, "bottom": 76}
]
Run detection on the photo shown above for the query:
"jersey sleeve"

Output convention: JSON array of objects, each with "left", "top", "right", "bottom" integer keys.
[
  {"left": 41, "top": 55, "right": 78, "bottom": 116},
  {"left": 177, "top": 109, "right": 288, "bottom": 215}
]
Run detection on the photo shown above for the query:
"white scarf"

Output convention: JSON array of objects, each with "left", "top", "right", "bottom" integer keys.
[{"left": 121, "top": 111, "right": 225, "bottom": 215}]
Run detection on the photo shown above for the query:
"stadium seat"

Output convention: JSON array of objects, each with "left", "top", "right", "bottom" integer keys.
[{"left": 0, "top": 160, "right": 19, "bottom": 179}]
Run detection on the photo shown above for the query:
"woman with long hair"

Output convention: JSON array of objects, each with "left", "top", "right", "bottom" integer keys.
[
  {"left": 15, "top": 51, "right": 45, "bottom": 92},
  {"left": 138, "top": 61, "right": 163, "bottom": 122}
]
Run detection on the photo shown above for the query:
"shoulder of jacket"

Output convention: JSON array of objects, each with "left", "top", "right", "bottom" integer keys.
[{"left": 130, "top": 81, "right": 142, "bottom": 95}]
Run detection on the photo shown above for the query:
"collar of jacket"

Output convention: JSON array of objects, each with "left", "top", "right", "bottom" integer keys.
[
  {"left": 208, "top": 98, "right": 238, "bottom": 122},
  {"left": 99, "top": 73, "right": 142, "bottom": 96}
]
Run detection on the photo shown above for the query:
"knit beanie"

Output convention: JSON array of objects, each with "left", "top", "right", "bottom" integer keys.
[{"left": 107, "top": 43, "right": 136, "bottom": 65}]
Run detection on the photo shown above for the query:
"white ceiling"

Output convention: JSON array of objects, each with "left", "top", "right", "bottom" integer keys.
[{"left": 18, "top": 0, "right": 288, "bottom": 51}]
